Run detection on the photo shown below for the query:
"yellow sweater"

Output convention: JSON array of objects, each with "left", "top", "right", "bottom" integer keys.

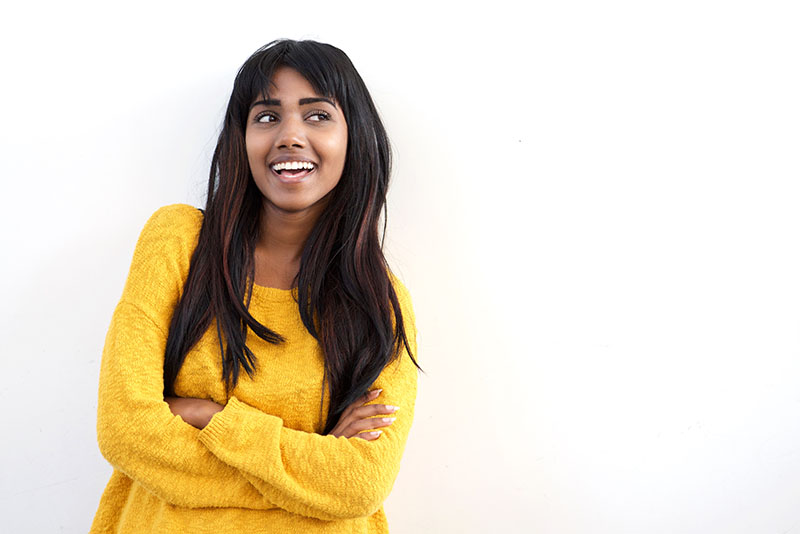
[{"left": 91, "top": 204, "right": 418, "bottom": 534}]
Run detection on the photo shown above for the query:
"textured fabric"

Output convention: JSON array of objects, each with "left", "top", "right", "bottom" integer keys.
[{"left": 90, "top": 204, "right": 418, "bottom": 534}]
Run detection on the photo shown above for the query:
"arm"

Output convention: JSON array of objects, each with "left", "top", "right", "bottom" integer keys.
[
  {"left": 96, "top": 205, "right": 277, "bottom": 510},
  {"left": 165, "top": 389, "right": 393, "bottom": 439},
  {"left": 197, "top": 287, "right": 419, "bottom": 521}
]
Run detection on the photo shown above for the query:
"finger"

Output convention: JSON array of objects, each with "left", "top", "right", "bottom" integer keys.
[
  {"left": 346, "top": 416, "right": 396, "bottom": 434},
  {"left": 354, "top": 430, "right": 383, "bottom": 441},
  {"left": 358, "top": 389, "right": 382, "bottom": 404},
  {"left": 350, "top": 403, "right": 399, "bottom": 419},
  {"left": 334, "top": 404, "right": 395, "bottom": 432},
  {"left": 335, "top": 404, "right": 398, "bottom": 432},
  {"left": 341, "top": 389, "right": 382, "bottom": 419}
]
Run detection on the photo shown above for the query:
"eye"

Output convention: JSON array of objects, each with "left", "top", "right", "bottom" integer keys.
[
  {"left": 307, "top": 110, "right": 331, "bottom": 122},
  {"left": 255, "top": 111, "right": 278, "bottom": 124}
]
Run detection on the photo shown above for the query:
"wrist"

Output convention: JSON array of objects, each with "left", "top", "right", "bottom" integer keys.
[{"left": 201, "top": 402, "right": 224, "bottom": 429}]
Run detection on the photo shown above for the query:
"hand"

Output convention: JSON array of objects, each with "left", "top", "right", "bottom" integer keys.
[
  {"left": 164, "top": 396, "right": 224, "bottom": 430},
  {"left": 327, "top": 389, "right": 399, "bottom": 440}
]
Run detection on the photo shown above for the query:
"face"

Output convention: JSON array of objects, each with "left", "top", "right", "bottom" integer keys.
[{"left": 245, "top": 66, "right": 348, "bottom": 216}]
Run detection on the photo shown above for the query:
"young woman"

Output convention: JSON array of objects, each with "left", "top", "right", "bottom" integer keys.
[{"left": 91, "top": 39, "right": 420, "bottom": 534}]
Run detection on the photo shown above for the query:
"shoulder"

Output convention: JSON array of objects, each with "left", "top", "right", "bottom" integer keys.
[
  {"left": 121, "top": 204, "right": 204, "bottom": 309},
  {"left": 140, "top": 203, "right": 203, "bottom": 240},
  {"left": 388, "top": 270, "right": 415, "bottom": 324},
  {"left": 134, "top": 204, "right": 204, "bottom": 259},
  {"left": 389, "top": 270, "right": 411, "bottom": 297},
  {"left": 387, "top": 271, "right": 419, "bottom": 363}
]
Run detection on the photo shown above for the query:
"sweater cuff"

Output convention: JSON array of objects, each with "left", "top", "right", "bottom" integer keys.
[
  {"left": 198, "top": 396, "right": 283, "bottom": 454},
  {"left": 198, "top": 395, "right": 247, "bottom": 449}
]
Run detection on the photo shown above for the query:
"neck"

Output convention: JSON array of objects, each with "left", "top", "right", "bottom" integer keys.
[
  {"left": 253, "top": 200, "right": 326, "bottom": 289},
  {"left": 257, "top": 200, "right": 326, "bottom": 259}
]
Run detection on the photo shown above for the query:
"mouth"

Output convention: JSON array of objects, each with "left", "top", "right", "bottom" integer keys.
[{"left": 270, "top": 160, "right": 317, "bottom": 183}]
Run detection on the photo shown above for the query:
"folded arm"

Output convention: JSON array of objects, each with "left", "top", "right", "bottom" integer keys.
[
  {"left": 96, "top": 205, "right": 276, "bottom": 510},
  {"left": 97, "top": 301, "right": 278, "bottom": 510},
  {"left": 197, "top": 345, "right": 418, "bottom": 521}
]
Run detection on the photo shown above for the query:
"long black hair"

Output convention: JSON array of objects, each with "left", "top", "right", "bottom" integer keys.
[{"left": 162, "top": 39, "right": 419, "bottom": 433}]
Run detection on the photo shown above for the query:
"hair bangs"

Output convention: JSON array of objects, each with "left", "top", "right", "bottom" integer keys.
[{"left": 235, "top": 40, "right": 347, "bottom": 124}]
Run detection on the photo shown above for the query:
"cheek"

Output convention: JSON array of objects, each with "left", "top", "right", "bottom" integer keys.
[
  {"left": 244, "top": 135, "right": 256, "bottom": 167},
  {"left": 321, "top": 128, "right": 348, "bottom": 169},
  {"left": 245, "top": 131, "right": 269, "bottom": 164}
]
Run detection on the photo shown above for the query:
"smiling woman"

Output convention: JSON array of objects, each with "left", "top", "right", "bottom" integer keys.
[
  {"left": 90, "top": 39, "right": 420, "bottom": 534},
  {"left": 246, "top": 67, "right": 348, "bottom": 220}
]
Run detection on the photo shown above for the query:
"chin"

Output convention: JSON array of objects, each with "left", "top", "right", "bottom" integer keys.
[{"left": 263, "top": 194, "right": 328, "bottom": 215}]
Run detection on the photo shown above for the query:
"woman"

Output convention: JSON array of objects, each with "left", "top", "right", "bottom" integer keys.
[{"left": 91, "top": 39, "right": 420, "bottom": 533}]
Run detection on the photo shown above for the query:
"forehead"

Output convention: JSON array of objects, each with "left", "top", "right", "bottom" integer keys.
[
  {"left": 268, "top": 67, "right": 316, "bottom": 94},
  {"left": 252, "top": 66, "right": 335, "bottom": 106}
]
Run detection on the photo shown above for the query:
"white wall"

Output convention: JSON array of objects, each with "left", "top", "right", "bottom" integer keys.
[{"left": 1, "top": 1, "right": 799, "bottom": 532}]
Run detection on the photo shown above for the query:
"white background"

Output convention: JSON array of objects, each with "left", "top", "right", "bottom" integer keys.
[{"left": 1, "top": 1, "right": 799, "bottom": 532}]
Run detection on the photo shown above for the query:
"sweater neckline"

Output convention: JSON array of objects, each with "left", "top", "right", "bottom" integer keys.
[{"left": 249, "top": 282, "right": 297, "bottom": 304}]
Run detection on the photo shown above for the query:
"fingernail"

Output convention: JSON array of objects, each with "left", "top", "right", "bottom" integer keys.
[
  {"left": 372, "top": 389, "right": 382, "bottom": 396},
  {"left": 382, "top": 417, "right": 396, "bottom": 423},
  {"left": 386, "top": 405, "right": 399, "bottom": 412},
  {"left": 371, "top": 430, "right": 383, "bottom": 437}
]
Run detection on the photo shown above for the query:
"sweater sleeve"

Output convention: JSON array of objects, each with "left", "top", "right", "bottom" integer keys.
[
  {"left": 96, "top": 205, "right": 277, "bottom": 510},
  {"left": 197, "top": 284, "right": 419, "bottom": 521}
]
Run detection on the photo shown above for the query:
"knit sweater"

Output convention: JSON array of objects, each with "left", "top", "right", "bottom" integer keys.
[{"left": 90, "top": 204, "right": 418, "bottom": 534}]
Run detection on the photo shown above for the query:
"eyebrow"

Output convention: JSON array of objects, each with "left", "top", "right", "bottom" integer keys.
[{"left": 249, "top": 97, "right": 336, "bottom": 110}]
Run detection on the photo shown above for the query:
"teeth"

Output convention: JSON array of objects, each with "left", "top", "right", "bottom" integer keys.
[{"left": 271, "top": 161, "right": 316, "bottom": 172}]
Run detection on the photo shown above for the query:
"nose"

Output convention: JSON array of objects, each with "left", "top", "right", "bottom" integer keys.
[{"left": 275, "top": 115, "right": 306, "bottom": 149}]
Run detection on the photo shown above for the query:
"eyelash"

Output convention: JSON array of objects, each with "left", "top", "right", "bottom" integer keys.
[
  {"left": 255, "top": 110, "right": 331, "bottom": 123},
  {"left": 308, "top": 109, "right": 331, "bottom": 121}
]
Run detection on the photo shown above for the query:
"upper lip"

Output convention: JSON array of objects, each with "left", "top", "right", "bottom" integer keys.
[{"left": 269, "top": 155, "right": 317, "bottom": 167}]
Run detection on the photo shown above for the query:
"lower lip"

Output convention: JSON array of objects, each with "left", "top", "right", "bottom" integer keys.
[{"left": 272, "top": 167, "right": 315, "bottom": 183}]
